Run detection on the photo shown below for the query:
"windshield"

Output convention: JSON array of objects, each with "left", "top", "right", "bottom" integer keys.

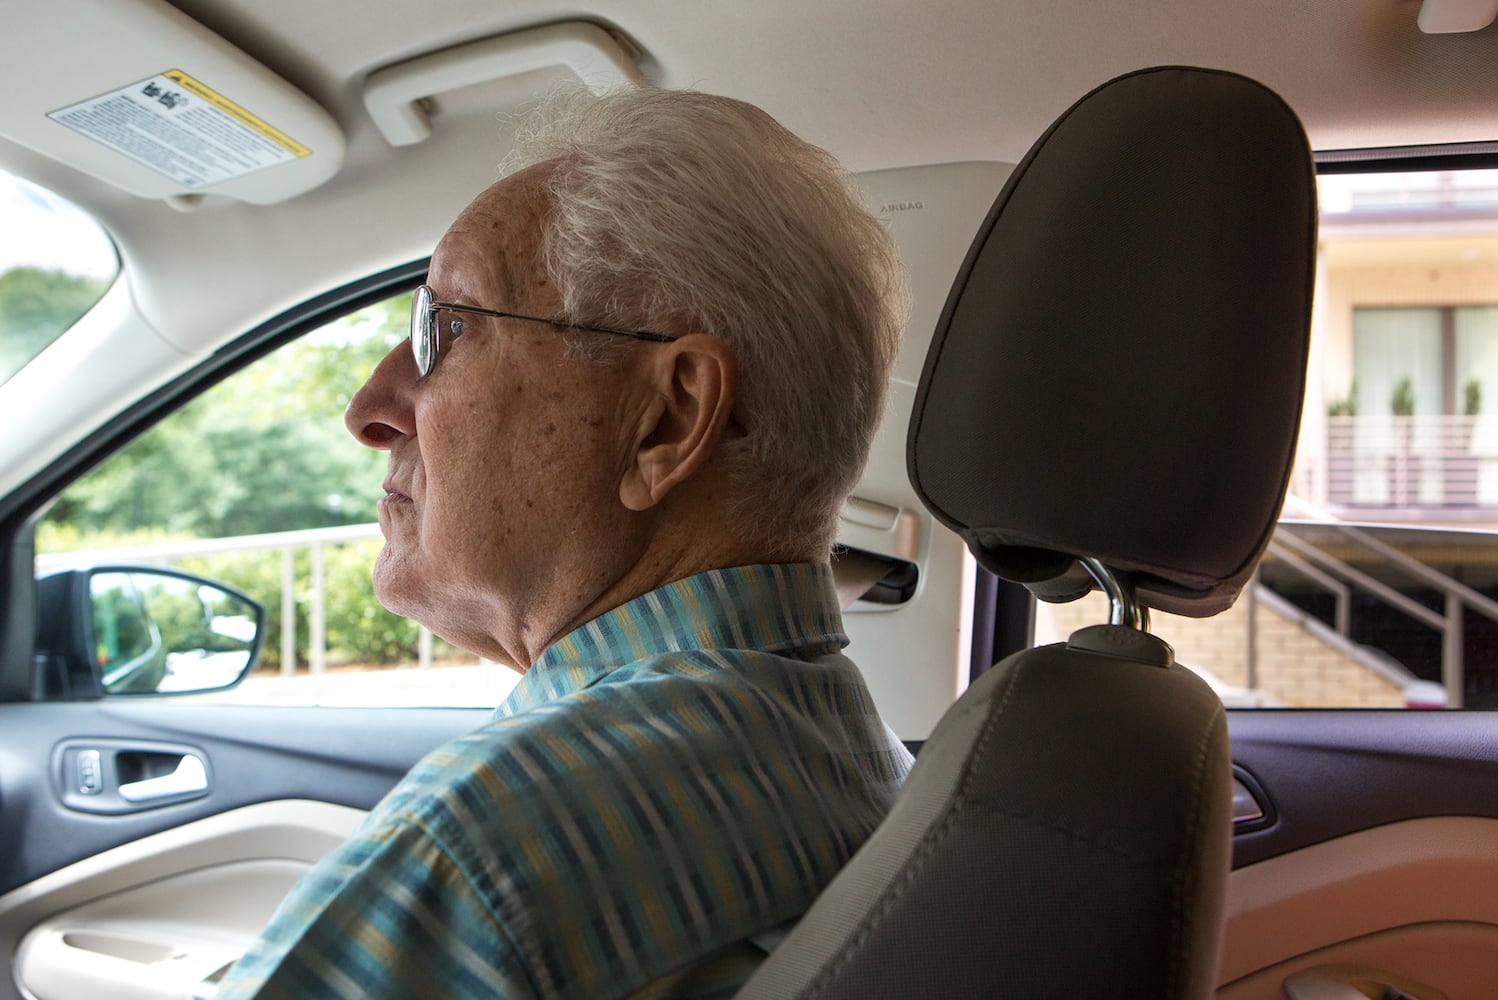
[{"left": 0, "top": 167, "right": 119, "bottom": 387}]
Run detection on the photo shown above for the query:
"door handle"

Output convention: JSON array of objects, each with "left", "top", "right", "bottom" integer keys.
[
  {"left": 118, "top": 753, "right": 208, "bottom": 803},
  {"left": 55, "top": 741, "right": 213, "bottom": 813}
]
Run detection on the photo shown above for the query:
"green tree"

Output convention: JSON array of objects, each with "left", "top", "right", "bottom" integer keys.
[{"left": 48, "top": 294, "right": 408, "bottom": 539}]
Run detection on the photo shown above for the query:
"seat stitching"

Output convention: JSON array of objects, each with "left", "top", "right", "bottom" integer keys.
[
  {"left": 802, "top": 659, "right": 1029, "bottom": 998},
  {"left": 1164, "top": 698, "right": 1225, "bottom": 999}
]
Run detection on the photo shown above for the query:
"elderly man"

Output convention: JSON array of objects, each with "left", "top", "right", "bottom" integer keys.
[{"left": 219, "top": 88, "right": 911, "bottom": 999}]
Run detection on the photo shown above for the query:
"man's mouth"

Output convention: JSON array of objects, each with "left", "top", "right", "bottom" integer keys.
[{"left": 380, "top": 480, "right": 414, "bottom": 505}]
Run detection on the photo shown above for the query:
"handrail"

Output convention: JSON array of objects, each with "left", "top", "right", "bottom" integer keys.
[
  {"left": 1271, "top": 530, "right": 1447, "bottom": 632},
  {"left": 34, "top": 522, "right": 381, "bottom": 570},
  {"left": 1263, "top": 539, "right": 1351, "bottom": 636},
  {"left": 1273, "top": 493, "right": 1489, "bottom": 706},
  {"left": 1329, "top": 521, "right": 1498, "bottom": 624},
  {"left": 1281, "top": 493, "right": 1498, "bottom": 624}
]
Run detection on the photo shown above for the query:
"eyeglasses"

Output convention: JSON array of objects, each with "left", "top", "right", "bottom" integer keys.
[{"left": 409, "top": 284, "right": 678, "bottom": 379}]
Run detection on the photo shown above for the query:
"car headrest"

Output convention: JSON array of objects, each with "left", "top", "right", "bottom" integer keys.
[{"left": 907, "top": 66, "right": 1316, "bottom": 618}]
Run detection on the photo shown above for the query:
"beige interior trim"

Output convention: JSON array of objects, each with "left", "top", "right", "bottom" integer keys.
[
  {"left": 361, "top": 22, "right": 643, "bottom": 147},
  {"left": 0, "top": 799, "right": 363, "bottom": 1000},
  {"left": 15, "top": 859, "right": 312, "bottom": 1000},
  {"left": 1220, "top": 921, "right": 1498, "bottom": 1000},
  {"left": 1220, "top": 817, "right": 1498, "bottom": 991}
]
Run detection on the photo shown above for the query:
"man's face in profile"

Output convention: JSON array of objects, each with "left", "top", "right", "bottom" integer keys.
[{"left": 344, "top": 163, "right": 656, "bottom": 667}]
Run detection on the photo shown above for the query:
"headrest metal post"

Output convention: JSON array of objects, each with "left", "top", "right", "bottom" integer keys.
[{"left": 1080, "top": 557, "right": 1150, "bottom": 632}]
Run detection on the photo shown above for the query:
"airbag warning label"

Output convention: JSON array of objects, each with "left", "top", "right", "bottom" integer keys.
[{"left": 48, "top": 69, "right": 310, "bottom": 188}]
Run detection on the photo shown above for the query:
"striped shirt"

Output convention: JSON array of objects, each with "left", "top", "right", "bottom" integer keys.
[{"left": 218, "top": 563, "right": 913, "bottom": 999}]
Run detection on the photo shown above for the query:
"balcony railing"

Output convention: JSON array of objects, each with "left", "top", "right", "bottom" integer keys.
[{"left": 1321, "top": 414, "right": 1498, "bottom": 511}]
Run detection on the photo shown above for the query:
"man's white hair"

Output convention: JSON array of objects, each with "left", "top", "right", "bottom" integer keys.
[{"left": 510, "top": 88, "right": 907, "bottom": 554}]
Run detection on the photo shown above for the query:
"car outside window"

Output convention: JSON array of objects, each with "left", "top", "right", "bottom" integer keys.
[
  {"left": 0, "top": 168, "right": 119, "bottom": 387},
  {"left": 35, "top": 292, "right": 521, "bottom": 707}
]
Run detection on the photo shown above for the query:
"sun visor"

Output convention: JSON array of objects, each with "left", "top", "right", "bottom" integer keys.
[{"left": 0, "top": 0, "right": 345, "bottom": 206}]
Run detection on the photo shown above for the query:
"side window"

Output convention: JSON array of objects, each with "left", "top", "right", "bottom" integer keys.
[
  {"left": 35, "top": 292, "right": 521, "bottom": 706},
  {"left": 1037, "top": 167, "right": 1498, "bottom": 710}
]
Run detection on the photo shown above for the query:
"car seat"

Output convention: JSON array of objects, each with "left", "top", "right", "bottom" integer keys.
[{"left": 736, "top": 65, "right": 1317, "bottom": 999}]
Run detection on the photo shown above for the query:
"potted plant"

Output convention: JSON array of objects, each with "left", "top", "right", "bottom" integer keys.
[
  {"left": 1390, "top": 377, "right": 1416, "bottom": 505},
  {"left": 1454, "top": 377, "right": 1483, "bottom": 505}
]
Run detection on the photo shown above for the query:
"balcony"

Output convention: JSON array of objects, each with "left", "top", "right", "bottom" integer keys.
[{"left": 1318, "top": 414, "right": 1498, "bottom": 517}]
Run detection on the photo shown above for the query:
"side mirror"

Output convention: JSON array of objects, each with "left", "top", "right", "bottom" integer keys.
[{"left": 36, "top": 566, "right": 264, "bottom": 698}]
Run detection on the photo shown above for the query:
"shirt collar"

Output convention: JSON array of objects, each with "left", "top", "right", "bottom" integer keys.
[{"left": 495, "top": 562, "right": 847, "bottom": 718}]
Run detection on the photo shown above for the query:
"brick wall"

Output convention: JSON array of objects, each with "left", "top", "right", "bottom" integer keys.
[{"left": 1037, "top": 590, "right": 1405, "bottom": 708}]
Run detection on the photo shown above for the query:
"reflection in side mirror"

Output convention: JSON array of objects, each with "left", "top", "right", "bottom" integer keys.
[
  {"left": 89, "top": 572, "right": 164, "bottom": 693},
  {"left": 37, "top": 566, "right": 264, "bottom": 698}
]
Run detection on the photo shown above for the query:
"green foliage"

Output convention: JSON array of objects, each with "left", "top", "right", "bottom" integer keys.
[
  {"left": 1391, "top": 377, "right": 1416, "bottom": 417},
  {"left": 1465, "top": 378, "right": 1482, "bottom": 417},
  {"left": 1327, "top": 378, "right": 1358, "bottom": 417},
  {"left": 46, "top": 296, "right": 407, "bottom": 538},
  {"left": 37, "top": 293, "right": 435, "bottom": 671},
  {"left": 0, "top": 267, "right": 112, "bottom": 383},
  {"left": 322, "top": 541, "right": 422, "bottom": 666},
  {"left": 170, "top": 541, "right": 424, "bottom": 672}
]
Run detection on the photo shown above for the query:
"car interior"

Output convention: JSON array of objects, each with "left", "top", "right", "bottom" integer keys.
[{"left": 3, "top": 1, "right": 1498, "bottom": 998}]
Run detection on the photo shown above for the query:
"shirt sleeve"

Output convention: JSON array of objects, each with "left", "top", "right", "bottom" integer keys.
[{"left": 214, "top": 815, "right": 538, "bottom": 1000}]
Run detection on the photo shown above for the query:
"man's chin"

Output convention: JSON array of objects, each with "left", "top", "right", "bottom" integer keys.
[{"left": 370, "top": 547, "right": 419, "bottom": 619}]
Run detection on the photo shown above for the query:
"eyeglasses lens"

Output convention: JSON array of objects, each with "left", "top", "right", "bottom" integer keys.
[{"left": 411, "top": 284, "right": 434, "bottom": 377}]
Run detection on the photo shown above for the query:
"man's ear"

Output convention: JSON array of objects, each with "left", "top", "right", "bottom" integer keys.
[{"left": 619, "top": 334, "right": 737, "bottom": 512}]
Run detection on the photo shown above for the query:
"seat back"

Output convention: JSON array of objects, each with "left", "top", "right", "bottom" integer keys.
[{"left": 737, "top": 66, "right": 1316, "bottom": 999}]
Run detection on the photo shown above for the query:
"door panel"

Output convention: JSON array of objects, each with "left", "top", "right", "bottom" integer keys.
[
  {"left": 0, "top": 702, "right": 487, "bottom": 897},
  {"left": 1228, "top": 711, "right": 1498, "bottom": 868},
  {"left": 0, "top": 700, "right": 487, "bottom": 999},
  {"left": 8, "top": 813, "right": 354, "bottom": 1000},
  {"left": 1220, "top": 817, "right": 1498, "bottom": 997},
  {"left": 1224, "top": 712, "right": 1498, "bottom": 996}
]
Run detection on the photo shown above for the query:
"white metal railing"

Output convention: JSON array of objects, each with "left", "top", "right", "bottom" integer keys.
[
  {"left": 1318, "top": 414, "right": 1498, "bottom": 509},
  {"left": 34, "top": 522, "right": 437, "bottom": 677}
]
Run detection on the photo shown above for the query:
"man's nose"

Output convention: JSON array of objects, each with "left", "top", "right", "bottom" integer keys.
[{"left": 345, "top": 341, "right": 418, "bottom": 448}]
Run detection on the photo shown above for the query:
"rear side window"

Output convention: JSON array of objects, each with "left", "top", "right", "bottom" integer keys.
[{"left": 0, "top": 168, "right": 118, "bottom": 386}]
